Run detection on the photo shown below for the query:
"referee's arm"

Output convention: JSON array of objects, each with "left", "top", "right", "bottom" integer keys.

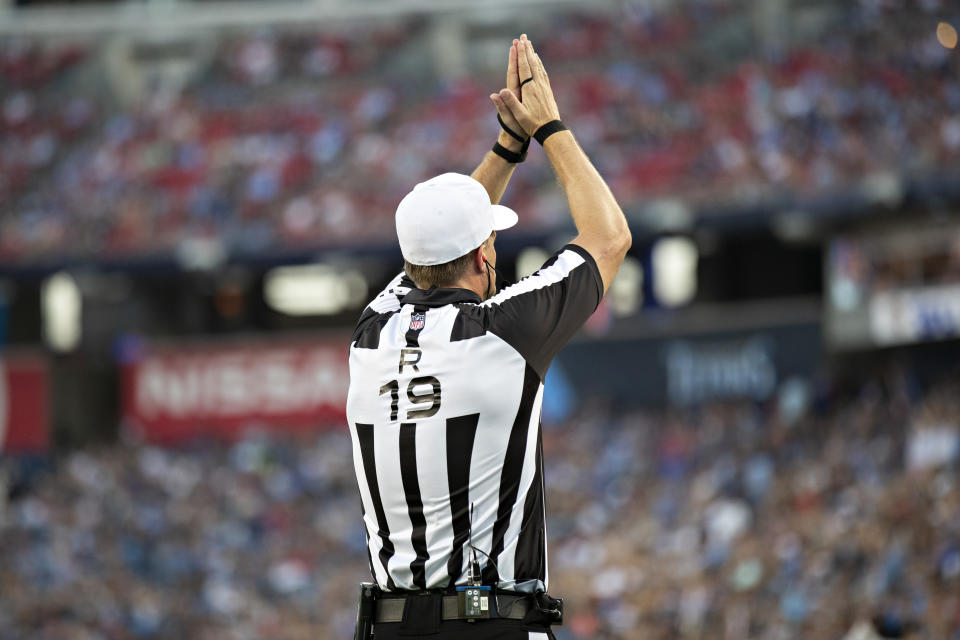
[
  {"left": 471, "top": 38, "right": 528, "bottom": 205},
  {"left": 498, "top": 35, "right": 631, "bottom": 292},
  {"left": 541, "top": 126, "right": 630, "bottom": 293},
  {"left": 471, "top": 130, "right": 522, "bottom": 205}
]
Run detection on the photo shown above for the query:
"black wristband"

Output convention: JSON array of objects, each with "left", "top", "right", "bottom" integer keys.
[
  {"left": 492, "top": 140, "right": 529, "bottom": 163},
  {"left": 533, "top": 120, "right": 568, "bottom": 145},
  {"left": 497, "top": 113, "right": 528, "bottom": 143}
]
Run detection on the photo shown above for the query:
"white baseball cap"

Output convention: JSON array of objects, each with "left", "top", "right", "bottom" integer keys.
[{"left": 396, "top": 173, "right": 518, "bottom": 266}]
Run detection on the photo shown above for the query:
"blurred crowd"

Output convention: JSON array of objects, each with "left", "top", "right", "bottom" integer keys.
[
  {"left": 2, "top": 0, "right": 960, "bottom": 261},
  {"left": 546, "top": 374, "right": 960, "bottom": 640},
  {"left": 1, "top": 368, "right": 958, "bottom": 639},
  {"left": 0, "top": 429, "right": 365, "bottom": 640},
  {"left": 830, "top": 226, "right": 960, "bottom": 303}
]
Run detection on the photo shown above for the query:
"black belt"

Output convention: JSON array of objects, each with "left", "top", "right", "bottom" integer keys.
[{"left": 374, "top": 593, "right": 532, "bottom": 623}]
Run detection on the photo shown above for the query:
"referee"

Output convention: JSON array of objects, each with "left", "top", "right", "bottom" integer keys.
[{"left": 347, "top": 35, "right": 630, "bottom": 639}]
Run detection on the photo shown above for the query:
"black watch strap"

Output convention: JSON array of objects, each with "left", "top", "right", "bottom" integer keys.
[
  {"left": 492, "top": 140, "right": 529, "bottom": 163},
  {"left": 533, "top": 120, "right": 568, "bottom": 145},
  {"left": 497, "top": 113, "right": 528, "bottom": 144}
]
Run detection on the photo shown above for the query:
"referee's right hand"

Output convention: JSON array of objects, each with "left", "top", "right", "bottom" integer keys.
[
  {"left": 498, "top": 35, "right": 631, "bottom": 294},
  {"left": 497, "top": 35, "right": 561, "bottom": 138}
]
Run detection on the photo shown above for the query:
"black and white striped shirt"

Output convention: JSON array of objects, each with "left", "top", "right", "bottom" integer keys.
[{"left": 346, "top": 244, "right": 602, "bottom": 594}]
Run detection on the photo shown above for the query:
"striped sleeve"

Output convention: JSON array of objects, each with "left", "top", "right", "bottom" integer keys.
[
  {"left": 351, "top": 271, "right": 415, "bottom": 349},
  {"left": 481, "top": 244, "right": 603, "bottom": 379},
  {"left": 367, "top": 271, "right": 415, "bottom": 314}
]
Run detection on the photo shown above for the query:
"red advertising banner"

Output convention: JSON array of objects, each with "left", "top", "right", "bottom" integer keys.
[
  {"left": 121, "top": 338, "right": 349, "bottom": 443},
  {"left": 1, "top": 354, "right": 51, "bottom": 454}
]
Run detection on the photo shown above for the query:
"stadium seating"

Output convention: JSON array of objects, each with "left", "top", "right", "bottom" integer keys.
[
  {"left": 2, "top": 1, "right": 959, "bottom": 261},
  {"left": 2, "top": 371, "right": 957, "bottom": 638}
]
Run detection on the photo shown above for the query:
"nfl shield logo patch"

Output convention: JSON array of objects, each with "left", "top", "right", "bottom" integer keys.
[{"left": 410, "top": 312, "right": 425, "bottom": 331}]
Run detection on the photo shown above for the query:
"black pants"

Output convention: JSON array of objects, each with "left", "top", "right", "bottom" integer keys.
[{"left": 373, "top": 619, "right": 556, "bottom": 639}]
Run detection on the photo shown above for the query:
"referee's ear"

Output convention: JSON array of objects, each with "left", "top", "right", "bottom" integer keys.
[
  {"left": 474, "top": 246, "right": 488, "bottom": 274},
  {"left": 475, "top": 231, "right": 496, "bottom": 274}
]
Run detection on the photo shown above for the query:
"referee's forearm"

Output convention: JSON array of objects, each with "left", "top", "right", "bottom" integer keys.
[
  {"left": 471, "top": 132, "right": 521, "bottom": 205},
  {"left": 544, "top": 131, "right": 624, "bottom": 240},
  {"left": 544, "top": 129, "right": 631, "bottom": 290}
]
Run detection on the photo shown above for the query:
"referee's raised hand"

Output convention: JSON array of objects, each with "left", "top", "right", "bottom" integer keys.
[
  {"left": 489, "top": 38, "right": 527, "bottom": 143},
  {"left": 496, "top": 35, "right": 630, "bottom": 294},
  {"left": 495, "top": 35, "right": 561, "bottom": 137}
]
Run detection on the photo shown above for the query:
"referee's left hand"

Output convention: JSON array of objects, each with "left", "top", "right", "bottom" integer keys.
[
  {"left": 490, "top": 38, "right": 527, "bottom": 149},
  {"left": 496, "top": 35, "right": 561, "bottom": 138}
]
